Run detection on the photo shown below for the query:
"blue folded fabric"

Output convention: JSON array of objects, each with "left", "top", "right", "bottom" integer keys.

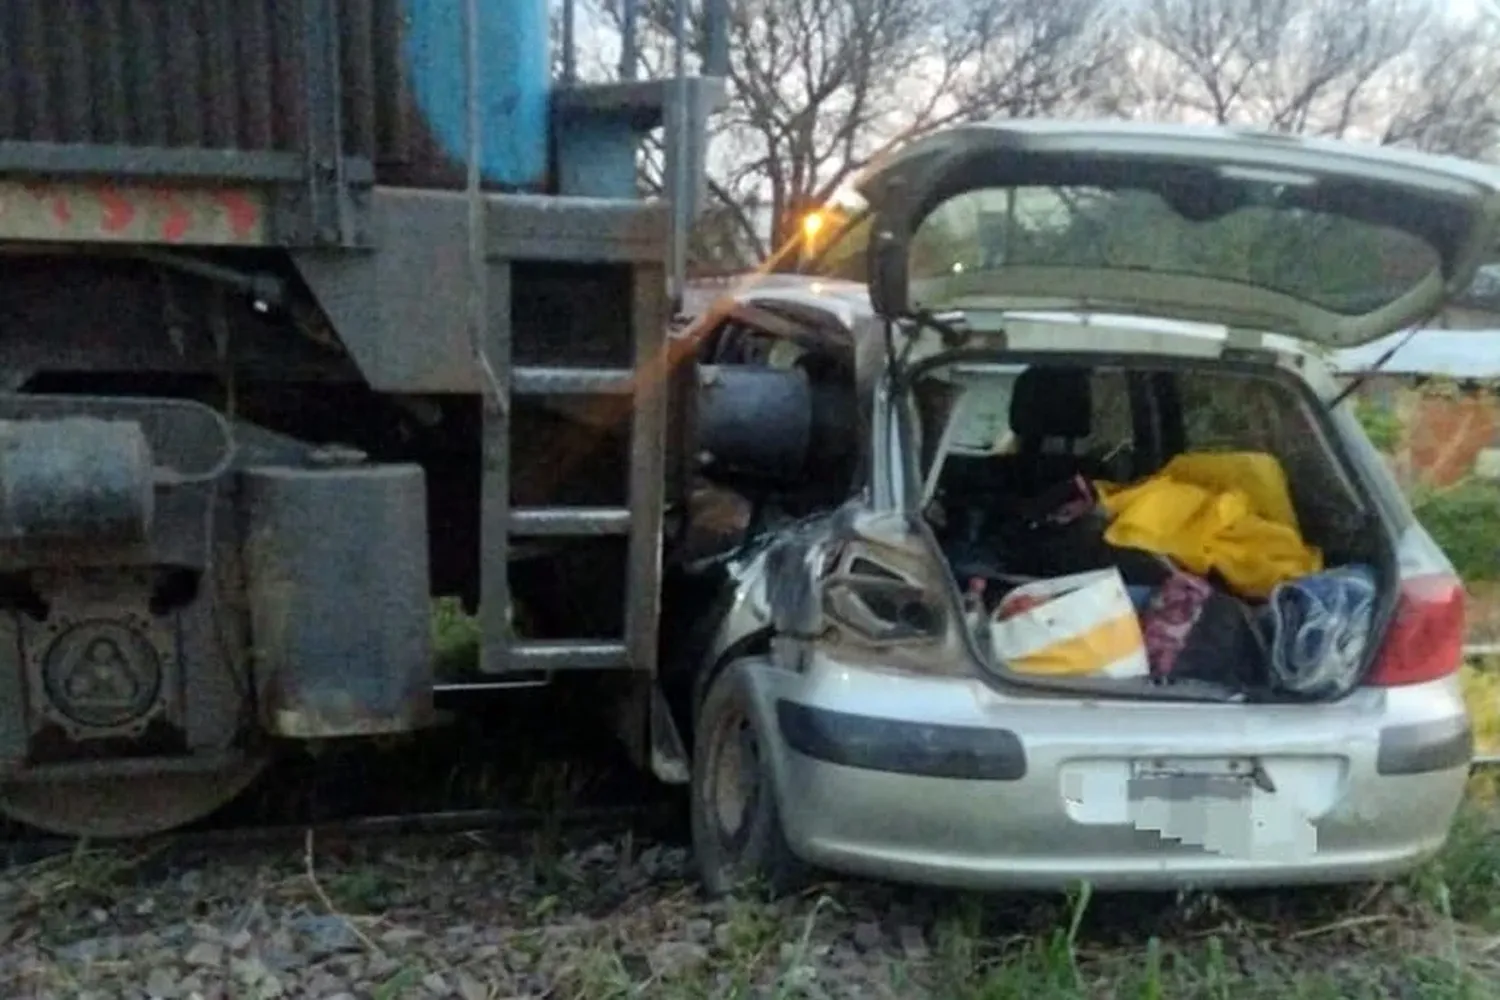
[
  {"left": 1263, "top": 564, "right": 1378, "bottom": 697},
  {"left": 1126, "top": 584, "right": 1156, "bottom": 613}
]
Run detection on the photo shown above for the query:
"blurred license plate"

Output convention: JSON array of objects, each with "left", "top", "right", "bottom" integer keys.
[{"left": 1061, "top": 758, "right": 1319, "bottom": 861}]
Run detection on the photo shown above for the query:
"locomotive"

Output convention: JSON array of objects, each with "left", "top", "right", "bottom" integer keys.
[{"left": 0, "top": 0, "right": 727, "bottom": 837}]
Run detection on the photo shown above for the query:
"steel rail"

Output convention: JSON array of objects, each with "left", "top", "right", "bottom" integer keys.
[{"left": 1, "top": 801, "right": 683, "bottom": 867}]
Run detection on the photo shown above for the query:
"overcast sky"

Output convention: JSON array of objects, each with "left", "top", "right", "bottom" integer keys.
[{"left": 549, "top": 0, "right": 1500, "bottom": 246}]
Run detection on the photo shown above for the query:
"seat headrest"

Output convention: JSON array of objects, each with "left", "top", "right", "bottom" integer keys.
[{"left": 1009, "top": 365, "right": 1093, "bottom": 440}]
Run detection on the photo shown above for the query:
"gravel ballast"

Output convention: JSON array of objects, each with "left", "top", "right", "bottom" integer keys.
[{"left": 5, "top": 813, "right": 1500, "bottom": 1000}]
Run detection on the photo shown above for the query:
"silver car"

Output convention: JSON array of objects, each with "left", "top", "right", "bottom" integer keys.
[{"left": 672, "top": 121, "right": 1499, "bottom": 896}]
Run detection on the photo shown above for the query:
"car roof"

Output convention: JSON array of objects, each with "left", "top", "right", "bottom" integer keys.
[
  {"left": 690, "top": 272, "right": 1325, "bottom": 363},
  {"left": 691, "top": 273, "right": 1362, "bottom": 405}
]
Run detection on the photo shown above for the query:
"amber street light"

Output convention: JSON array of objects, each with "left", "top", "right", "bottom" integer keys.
[{"left": 801, "top": 210, "right": 826, "bottom": 248}]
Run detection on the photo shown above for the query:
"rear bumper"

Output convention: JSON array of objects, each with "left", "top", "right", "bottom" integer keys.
[
  {"left": 744, "top": 661, "right": 1471, "bottom": 891},
  {"left": 1374, "top": 716, "right": 1473, "bottom": 775}
]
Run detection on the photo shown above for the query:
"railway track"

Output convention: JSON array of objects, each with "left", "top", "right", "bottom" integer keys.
[
  {"left": 3, "top": 644, "right": 1495, "bottom": 863},
  {"left": 0, "top": 679, "right": 687, "bottom": 865},
  {"left": 1, "top": 799, "right": 686, "bottom": 868}
]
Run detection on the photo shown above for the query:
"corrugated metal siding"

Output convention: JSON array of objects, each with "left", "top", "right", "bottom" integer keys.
[{"left": 0, "top": 0, "right": 525, "bottom": 191}]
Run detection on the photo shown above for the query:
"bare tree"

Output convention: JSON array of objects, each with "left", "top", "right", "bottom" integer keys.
[
  {"left": 1378, "top": 12, "right": 1500, "bottom": 158},
  {"left": 568, "top": 0, "right": 1499, "bottom": 273},
  {"left": 595, "top": 0, "right": 1119, "bottom": 264},
  {"left": 1113, "top": 0, "right": 1500, "bottom": 157}
]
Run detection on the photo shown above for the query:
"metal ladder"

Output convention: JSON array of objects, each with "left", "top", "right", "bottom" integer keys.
[
  {"left": 456, "top": 0, "right": 719, "bottom": 681},
  {"left": 478, "top": 274, "right": 670, "bottom": 679}
]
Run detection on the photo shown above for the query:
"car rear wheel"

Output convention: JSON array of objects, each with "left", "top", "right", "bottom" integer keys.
[{"left": 690, "top": 660, "right": 804, "bottom": 898}]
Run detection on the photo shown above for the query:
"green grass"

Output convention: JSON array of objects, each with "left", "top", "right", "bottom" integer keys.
[
  {"left": 510, "top": 837, "right": 1500, "bottom": 999},
  {"left": 15, "top": 721, "right": 1500, "bottom": 999},
  {"left": 406, "top": 602, "right": 1500, "bottom": 998},
  {"left": 488, "top": 665, "right": 1500, "bottom": 1000},
  {"left": 20, "top": 828, "right": 1500, "bottom": 999},
  {"left": 432, "top": 595, "right": 481, "bottom": 679},
  {"left": 1462, "top": 663, "right": 1500, "bottom": 756}
]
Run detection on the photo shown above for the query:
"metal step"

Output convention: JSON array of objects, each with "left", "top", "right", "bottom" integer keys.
[
  {"left": 498, "top": 640, "right": 632, "bottom": 672},
  {"left": 513, "top": 366, "right": 634, "bottom": 395},
  {"left": 509, "top": 507, "right": 632, "bottom": 536}
]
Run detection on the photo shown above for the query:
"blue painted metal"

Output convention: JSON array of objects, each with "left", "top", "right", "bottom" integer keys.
[
  {"left": 556, "top": 117, "right": 641, "bottom": 199},
  {"left": 403, "top": 0, "right": 549, "bottom": 189}
]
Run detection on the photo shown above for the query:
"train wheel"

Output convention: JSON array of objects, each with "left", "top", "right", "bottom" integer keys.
[{"left": 0, "top": 757, "right": 269, "bottom": 839}]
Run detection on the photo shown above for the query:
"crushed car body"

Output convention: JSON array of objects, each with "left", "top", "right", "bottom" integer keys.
[{"left": 672, "top": 120, "right": 1500, "bottom": 895}]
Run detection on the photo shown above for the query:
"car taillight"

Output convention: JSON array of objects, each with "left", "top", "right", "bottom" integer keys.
[{"left": 1364, "top": 573, "right": 1465, "bottom": 687}]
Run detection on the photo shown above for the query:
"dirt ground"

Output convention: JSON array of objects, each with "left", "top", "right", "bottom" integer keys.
[{"left": 4, "top": 780, "right": 1500, "bottom": 1000}]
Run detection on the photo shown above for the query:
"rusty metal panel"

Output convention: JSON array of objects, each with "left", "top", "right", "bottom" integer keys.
[
  {"left": 0, "top": 178, "right": 270, "bottom": 245},
  {"left": 0, "top": 0, "right": 293, "bottom": 151},
  {"left": 0, "top": 0, "right": 546, "bottom": 193}
]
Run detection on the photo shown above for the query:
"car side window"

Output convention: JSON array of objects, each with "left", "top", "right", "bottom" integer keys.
[
  {"left": 917, "top": 366, "right": 1136, "bottom": 495},
  {"left": 1172, "top": 369, "right": 1366, "bottom": 557},
  {"left": 682, "top": 317, "right": 767, "bottom": 560},
  {"left": 1077, "top": 369, "right": 1135, "bottom": 481},
  {"left": 1178, "top": 370, "right": 1290, "bottom": 454},
  {"left": 683, "top": 312, "right": 857, "bottom": 560}
]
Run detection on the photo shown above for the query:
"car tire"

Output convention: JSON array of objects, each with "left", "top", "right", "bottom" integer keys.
[{"left": 690, "top": 659, "right": 804, "bottom": 898}]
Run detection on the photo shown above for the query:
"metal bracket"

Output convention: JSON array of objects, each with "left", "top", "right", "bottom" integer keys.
[{"left": 298, "top": 0, "right": 357, "bottom": 247}]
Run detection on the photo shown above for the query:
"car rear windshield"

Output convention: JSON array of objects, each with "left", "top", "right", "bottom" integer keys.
[{"left": 908, "top": 183, "right": 1443, "bottom": 316}]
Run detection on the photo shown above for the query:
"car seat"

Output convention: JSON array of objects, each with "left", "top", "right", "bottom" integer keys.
[
  {"left": 1002, "top": 364, "right": 1101, "bottom": 496},
  {"left": 932, "top": 365, "right": 1108, "bottom": 578},
  {"left": 938, "top": 365, "right": 1100, "bottom": 500}
]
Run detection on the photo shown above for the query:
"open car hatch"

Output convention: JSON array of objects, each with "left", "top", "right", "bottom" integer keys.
[{"left": 859, "top": 121, "right": 1500, "bottom": 347}]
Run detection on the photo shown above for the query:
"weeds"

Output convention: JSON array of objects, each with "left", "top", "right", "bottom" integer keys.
[
  {"left": 4, "top": 840, "right": 157, "bottom": 925},
  {"left": 1462, "top": 662, "right": 1500, "bottom": 757},
  {"left": 11, "top": 778, "right": 1500, "bottom": 999},
  {"left": 324, "top": 865, "right": 395, "bottom": 914},
  {"left": 11, "top": 614, "right": 1500, "bottom": 998},
  {"left": 432, "top": 596, "right": 482, "bottom": 680}
]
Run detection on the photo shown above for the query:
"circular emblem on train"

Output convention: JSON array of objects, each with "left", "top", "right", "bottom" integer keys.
[{"left": 41, "top": 620, "right": 163, "bottom": 729}]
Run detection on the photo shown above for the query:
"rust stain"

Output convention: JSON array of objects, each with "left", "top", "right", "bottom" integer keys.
[
  {"left": 0, "top": 180, "right": 269, "bottom": 246},
  {"left": 98, "top": 188, "right": 136, "bottom": 233},
  {"left": 215, "top": 192, "right": 260, "bottom": 240},
  {"left": 152, "top": 189, "right": 192, "bottom": 242}
]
